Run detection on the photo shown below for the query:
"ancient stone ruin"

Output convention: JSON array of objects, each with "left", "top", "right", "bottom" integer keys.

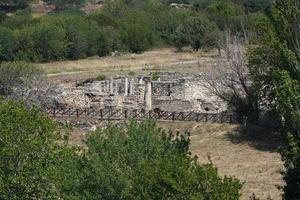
[{"left": 48, "top": 72, "right": 228, "bottom": 113}]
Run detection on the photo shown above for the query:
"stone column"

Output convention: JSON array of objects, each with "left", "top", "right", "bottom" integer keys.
[
  {"left": 139, "top": 76, "right": 144, "bottom": 84},
  {"left": 124, "top": 76, "right": 128, "bottom": 96},
  {"left": 129, "top": 78, "right": 134, "bottom": 95},
  {"left": 106, "top": 80, "right": 110, "bottom": 94},
  {"left": 115, "top": 81, "right": 118, "bottom": 95},
  {"left": 144, "top": 77, "right": 152, "bottom": 111},
  {"left": 99, "top": 83, "right": 103, "bottom": 94},
  {"left": 110, "top": 77, "right": 114, "bottom": 94}
]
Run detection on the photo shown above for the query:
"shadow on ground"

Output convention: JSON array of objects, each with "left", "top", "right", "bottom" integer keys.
[{"left": 226, "top": 125, "right": 284, "bottom": 152}]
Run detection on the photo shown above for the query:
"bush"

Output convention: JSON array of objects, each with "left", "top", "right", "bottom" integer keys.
[
  {"left": 128, "top": 71, "right": 136, "bottom": 76},
  {"left": 284, "top": 149, "right": 300, "bottom": 200},
  {"left": 0, "top": 100, "right": 62, "bottom": 199},
  {"left": 174, "top": 16, "right": 220, "bottom": 51},
  {"left": 76, "top": 74, "right": 106, "bottom": 87},
  {"left": 122, "top": 22, "right": 152, "bottom": 53},
  {"left": 60, "top": 120, "right": 242, "bottom": 199},
  {"left": 0, "top": 61, "right": 43, "bottom": 97},
  {"left": 1, "top": 10, "right": 33, "bottom": 29},
  {"left": 0, "top": 0, "right": 30, "bottom": 9},
  {"left": 0, "top": 26, "right": 14, "bottom": 61},
  {"left": 31, "top": 24, "right": 67, "bottom": 62}
]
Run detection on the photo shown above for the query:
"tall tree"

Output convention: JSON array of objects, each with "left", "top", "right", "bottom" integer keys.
[
  {"left": 247, "top": 1, "right": 300, "bottom": 198},
  {"left": 60, "top": 119, "right": 242, "bottom": 199},
  {"left": 0, "top": 100, "right": 64, "bottom": 199}
]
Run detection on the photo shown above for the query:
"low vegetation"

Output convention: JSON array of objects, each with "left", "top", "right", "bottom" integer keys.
[
  {"left": 75, "top": 74, "right": 106, "bottom": 86},
  {"left": 0, "top": 100, "right": 242, "bottom": 199},
  {"left": 0, "top": 0, "right": 270, "bottom": 63}
]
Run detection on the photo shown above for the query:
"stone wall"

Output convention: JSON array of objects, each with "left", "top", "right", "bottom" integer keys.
[
  {"left": 48, "top": 72, "right": 229, "bottom": 113},
  {"left": 153, "top": 99, "right": 193, "bottom": 112}
]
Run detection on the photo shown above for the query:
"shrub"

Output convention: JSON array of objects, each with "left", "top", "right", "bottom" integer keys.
[
  {"left": 76, "top": 74, "right": 106, "bottom": 87},
  {"left": 96, "top": 74, "right": 106, "bottom": 81},
  {"left": 0, "top": 61, "right": 43, "bottom": 97},
  {"left": 0, "top": 26, "right": 14, "bottom": 61},
  {"left": 31, "top": 24, "right": 67, "bottom": 62},
  {"left": 61, "top": 119, "right": 242, "bottom": 199},
  {"left": 0, "top": 100, "right": 62, "bottom": 199},
  {"left": 128, "top": 71, "right": 136, "bottom": 76},
  {"left": 174, "top": 16, "right": 220, "bottom": 51}
]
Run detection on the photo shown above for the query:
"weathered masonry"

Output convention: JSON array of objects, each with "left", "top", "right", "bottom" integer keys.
[{"left": 48, "top": 72, "right": 228, "bottom": 113}]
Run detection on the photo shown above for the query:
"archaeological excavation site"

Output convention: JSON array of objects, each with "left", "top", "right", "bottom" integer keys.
[{"left": 45, "top": 72, "right": 241, "bottom": 124}]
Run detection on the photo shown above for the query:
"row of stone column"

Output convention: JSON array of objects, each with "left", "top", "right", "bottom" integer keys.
[
  {"left": 108, "top": 77, "right": 135, "bottom": 96},
  {"left": 107, "top": 76, "right": 152, "bottom": 111}
]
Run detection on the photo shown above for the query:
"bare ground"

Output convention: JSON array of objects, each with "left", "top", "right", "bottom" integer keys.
[{"left": 40, "top": 48, "right": 226, "bottom": 83}]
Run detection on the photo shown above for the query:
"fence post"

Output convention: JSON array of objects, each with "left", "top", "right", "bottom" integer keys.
[
  {"left": 196, "top": 113, "right": 200, "bottom": 122},
  {"left": 172, "top": 112, "right": 175, "bottom": 121},
  {"left": 220, "top": 114, "right": 223, "bottom": 123},
  {"left": 124, "top": 110, "right": 128, "bottom": 119},
  {"left": 242, "top": 116, "right": 247, "bottom": 127},
  {"left": 53, "top": 108, "right": 56, "bottom": 117},
  {"left": 76, "top": 109, "right": 79, "bottom": 118},
  {"left": 148, "top": 110, "right": 151, "bottom": 118},
  {"left": 205, "top": 113, "right": 208, "bottom": 122},
  {"left": 100, "top": 110, "right": 103, "bottom": 120}
]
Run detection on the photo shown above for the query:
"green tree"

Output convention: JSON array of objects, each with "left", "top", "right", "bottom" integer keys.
[
  {"left": 64, "top": 119, "right": 242, "bottom": 199},
  {"left": 174, "top": 16, "right": 220, "bottom": 51},
  {"left": 247, "top": 1, "right": 300, "bottom": 199},
  {"left": 0, "top": 100, "right": 63, "bottom": 199},
  {"left": 0, "top": 0, "right": 30, "bottom": 8},
  {"left": 31, "top": 24, "right": 67, "bottom": 62},
  {"left": 192, "top": 0, "right": 213, "bottom": 11},
  {"left": 122, "top": 22, "right": 152, "bottom": 53},
  {"left": 272, "top": 0, "right": 300, "bottom": 60},
  {"left": 243, "top": 0, "right": 272, "bottom": 13},
  {"left": 13, "top": 27, "right": 36, "bottom": 62},
  {"left": 0, "top": 26, "right": 14, "bottom": 61},
  {"left": 207, "top": 0, "right": 239, "bottom": 30},
  {"left": 65, "top": 23, "right": 88, "bottom": 59},
  {"left": 126, "top": 157, "right": 242, "bottom": 199},
  {"left": 1, "top": 10, "right": 33, "bottom": 30},
  {"left": 86, "top": 23, "right": 111, "bottom": 57}
]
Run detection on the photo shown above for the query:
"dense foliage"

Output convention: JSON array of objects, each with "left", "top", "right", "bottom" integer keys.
[
  {"left": 0, "top": 99, "right": 242, "bottom": 199},
  {"left": 246, "top": 0, "right": 300, "bottom": 199},
  {"left": 0, "top": 0, "right": 270, "bottom": 63},
  {"left": 0, "top": 100, "right": 65, "bottom": 199},
  {"left": 0, "top": 0, "right": 30, "bottom": 9}
]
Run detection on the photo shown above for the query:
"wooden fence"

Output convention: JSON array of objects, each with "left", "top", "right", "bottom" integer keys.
[{"left": 43, "top": 107, "right": 243, "bottom": 124}]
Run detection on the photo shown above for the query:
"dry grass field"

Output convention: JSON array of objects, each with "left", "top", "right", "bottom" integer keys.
[
  {"left": 158, "top": 122, "right": 284, "bottom": 200},
  {"left": 41, "top": 48, "right": 227, "bottom": 83}
]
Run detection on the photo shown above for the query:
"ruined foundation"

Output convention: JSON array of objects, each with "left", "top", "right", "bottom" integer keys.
[{"left": 47, "top": 72, "right": 228, "bottom": 113}]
